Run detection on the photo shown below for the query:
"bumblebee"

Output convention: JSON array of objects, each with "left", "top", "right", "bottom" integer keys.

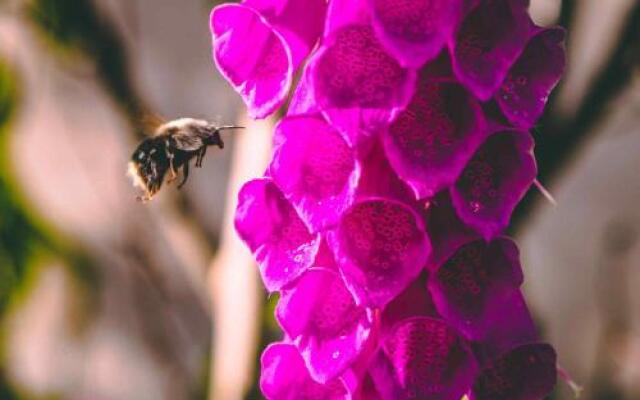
[{"left": 127, "top": 117, "right": 242, "bottom": 201}]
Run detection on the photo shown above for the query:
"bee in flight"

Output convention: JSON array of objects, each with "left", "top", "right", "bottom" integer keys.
[{"left": 128, "top": 117, "right": 243, "bottom": 201}]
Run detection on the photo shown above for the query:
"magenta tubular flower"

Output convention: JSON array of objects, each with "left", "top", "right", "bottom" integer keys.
[
  {"left": 217, "top": 0, "right": 566, "bottom": 397},
  {"left": 476, "top": 291, "right": 539, "bottom": 361},
  {"left": 261, "top": 342, "right": 349, "bottom": 399},
  {"left": 234, "top": 178, "right": 321, "bottom": 292},
  {"left": 382, "top": 78, "right": 487, "bottom": 199},
  {"left": 450, "top": 0, "right": 533, "bottom": 100},
  {"left": 276, "top": 268, "right": 373, "bottom": 383},
  {"left": 451, "top": 129, "right": 537, "bottom": 239},
  {"left": 427, "top": 237, "right": 525, "bottom": 339},
  {"left": 355, "top": 139, "right": 416, "bottom": 204},
  {"left": 368, "top": 0, "right": 463, "bottom": 68},
  {"left": 328, "top": 198, "right": 431, "bottom": 308},
  {"left": 371, "top": 317, "right": 478, "bottom": 400},
  {"left": 424, "top": 192, "right": 480, "bottom": 270},
  {"left": 211, "top": 0, "right": 326, "bottom": 118},
  {"left": 270, "top": 115, "right": 360, "bottom": 232},
  {"left": 380, "top": 274, "right": 438, "bottom": 334},
  {"left": 497, "top": 27, "right": 567, "bottom": 128},
  {"left": 471, "top": 343, "right": 557, "bottom": 400},
  {"left": 309, "top": 0, "right": 416, "bottom": 146}
]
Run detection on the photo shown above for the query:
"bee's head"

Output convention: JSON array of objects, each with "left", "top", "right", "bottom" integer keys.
[{"left": 127, "top": 138, "right": 169, "bottom": 200}]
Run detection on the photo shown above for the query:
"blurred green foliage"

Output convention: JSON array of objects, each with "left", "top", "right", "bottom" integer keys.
[
  {"left": 0, "top": 59, "right": 40, "bottom": 312},
  {"left": 0, "top": 54, "right": 98, "bottom": 400},
  {"left": 0, "top": 55, "right": 33, "bottom": 400},
  {"left": 0, "top": 58, "right": 98, "bottom": 310}
]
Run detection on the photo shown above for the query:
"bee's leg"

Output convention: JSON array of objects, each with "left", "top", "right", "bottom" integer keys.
[
  {"left": 201, "top": 147, "right": 207, "bottom": 167},
  {"left": 178, "top": 161, "right": 190, "bottom": 189},
  {"left": 196, "top": 146, "right": 207, "bottom": 168},
  {"left": 167, "top": 151, "right": 178, "bottom": 183},
  {"left": 167, "top": 163, "right": 177, "bottom": 183}
]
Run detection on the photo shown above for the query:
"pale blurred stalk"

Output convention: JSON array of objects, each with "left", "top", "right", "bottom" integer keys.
[{"left": 208, "top": 115, "right": 273, "bottom": 400}]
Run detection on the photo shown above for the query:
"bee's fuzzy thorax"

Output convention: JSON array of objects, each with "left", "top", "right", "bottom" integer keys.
[{"left": 155, "top": 117, "right": 209, "bottom": 135}]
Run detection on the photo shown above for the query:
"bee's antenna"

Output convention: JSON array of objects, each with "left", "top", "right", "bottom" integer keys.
[{"left": 215, "top": 126, "right": 245, "bottom": 132}]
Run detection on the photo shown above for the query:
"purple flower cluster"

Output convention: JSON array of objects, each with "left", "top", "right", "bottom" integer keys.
[{"left": 211, "top": 0, "right": 565, "bottom": 398}]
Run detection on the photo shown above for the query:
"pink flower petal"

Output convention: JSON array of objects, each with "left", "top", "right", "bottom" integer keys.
[
  {"left": 427, "top": 237, "right": 524, "bottom": 339},
  {"left": 424, "top": 191, "right": 480, "bottom": 271},
  {"left": 211, "top": 0, "right": 325, "bottom": 118},
  {"left": 260, "top": 342, "right": 349, "bottom": 400},
  {"left": 381, "top": 273, "right": 439, "bottom": 336},
  {"left": 276, "top": 268, "right": 373, "bottom": 383},
  {"left": 474, "top": 291, "right": 539, "bottom": 362},
  {"left": 234, "top": 178, "right": 321, "bottom": 292},
  {"left": 328, "top": 198, "right": 431, "bottom": 308},
  {"left": 497, "top": 27, "right": 566, "bottom": 128},
  {"left": 245, "top": 0, "right": 326, "bottom": 67},
  {"left": 373, "top": 317, "right": 479, "bottom": 400},
  {"left": 382, "top": 79, "right": 487, "bottom": 199},
  {"left": 310, "top": 16, "right": 416, "bottom": 146},
  {"left": 355, "top": 138, "right": 416, "bottom": 204},
  {"left": 450, "top": 0, "right": 533, "bottom": 100},
  {"left": 271, "top": 115, "right": 360, "bottom": 232},
  {"left": 451, "top": 129, "right": 537, "bottom": 239},
  {"left": 472, "top": 343, "right": 557, "bottom": 400},
  {"left": 369, "top": 0, "right": 464, "bottom": 67}
]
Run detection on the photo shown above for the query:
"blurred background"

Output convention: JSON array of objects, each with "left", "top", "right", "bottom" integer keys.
[{"left": 0, "top": 0, "right": 638, "bottom": 399}]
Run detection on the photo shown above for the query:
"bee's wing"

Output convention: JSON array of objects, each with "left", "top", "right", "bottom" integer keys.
[
  {"left": 171, "top": 130, "right": 206, "bottom": 151},
  {"left": 141, "top": 111, "right": 167, "bottom": 134}
]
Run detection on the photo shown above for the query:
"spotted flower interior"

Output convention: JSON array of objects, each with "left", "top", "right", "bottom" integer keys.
[{"left": 214, "top": 0, "right": 566, "bottom": 398}]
